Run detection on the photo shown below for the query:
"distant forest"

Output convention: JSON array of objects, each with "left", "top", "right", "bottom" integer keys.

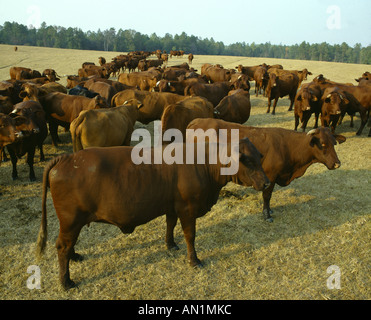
[{"left": 1, "top": 21, "right": 371, "bottom": 65}]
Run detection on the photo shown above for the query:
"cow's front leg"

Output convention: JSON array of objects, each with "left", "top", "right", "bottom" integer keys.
[{"left": 262, "top": 183, "right": 275, "bottom": 222}]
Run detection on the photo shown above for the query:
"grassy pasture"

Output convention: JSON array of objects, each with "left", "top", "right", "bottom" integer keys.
[{"left": 0, "top": 44, "right": 370, "bottom": 300}]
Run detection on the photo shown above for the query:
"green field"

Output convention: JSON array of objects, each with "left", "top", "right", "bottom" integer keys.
[{"left": 0, "top": 44, "right": 370, "bottom": 300}]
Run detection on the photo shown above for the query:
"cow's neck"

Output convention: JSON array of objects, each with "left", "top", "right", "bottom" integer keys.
[{"left": 287, "top": 134, "right": 318, "bottom": 182}]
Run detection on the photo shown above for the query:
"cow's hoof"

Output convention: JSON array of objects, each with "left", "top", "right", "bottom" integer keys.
[
  {"left": 262, "top": 209, "right": 273, "bottom": 222},
  {"left": 71, "top": 252, "right": 84, "bottom": 262},
  {"left": 62, "top": 279, "right": 76, "bottom": 290},
  {"left": 190, "top": 259, "right": 203, "bottom": 268},
  {"left": 167, "top": 244, "right": 179, "bottom": 251}
]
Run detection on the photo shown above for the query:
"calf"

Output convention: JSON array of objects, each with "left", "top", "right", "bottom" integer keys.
[
  {"left": 37, "top": 139, "right": 269, "bottom": 289},
  {"left": 214, "top": 89, "right": 251, "bottom": 124},
  {"left": 187, "top": 118, "right": 346, "bottom": 222}
]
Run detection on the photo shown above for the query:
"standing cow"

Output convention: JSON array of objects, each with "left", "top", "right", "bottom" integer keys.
[{"left": 37, "top": 139, "right": 269, "bottom": 289}]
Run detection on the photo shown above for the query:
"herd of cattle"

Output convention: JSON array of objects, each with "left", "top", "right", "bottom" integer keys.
[{"left": 0, "top": 50, "right": 370, "bottom": 289}]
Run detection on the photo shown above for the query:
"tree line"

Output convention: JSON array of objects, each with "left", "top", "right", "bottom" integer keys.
[{"left": 1, "top": 21, "right": 370, "bottom": 65}]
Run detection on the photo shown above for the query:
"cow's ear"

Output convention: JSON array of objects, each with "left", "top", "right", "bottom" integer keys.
[
  {"left": 137, "top": 103, "right": 143, "bottom": 109},
  {"left": 334, "top": 134, "right": 346, "bottom": 144}
]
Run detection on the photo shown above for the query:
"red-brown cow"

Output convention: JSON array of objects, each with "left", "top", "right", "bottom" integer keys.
[
  {"left": 187, "top": 118, "right": 346, "bottom": 222},
  {"left": 37, "top": 138, "right": 269, "bottom": 289}
]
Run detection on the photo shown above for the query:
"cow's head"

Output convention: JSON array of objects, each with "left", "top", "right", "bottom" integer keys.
[
  {"left": 94, "top": 95, "right": 109, "bottom": 108},
  {"left": 0, "top": 113, "right": 22, "bottom": 147},
  {"left": 296, "top": 87, "right": 319, "bottom": 112},
  {"left": 268, "top": 73, "right": 278, "bottom": 88},
  {"left": 307, "top": 127, "right": 346, "bottom": 170},
  {"left": 233, "top": 138, "right": 270, "bottom": 191},
  {"left": 19, "top": 83, "right": 39, "bottom": 101}
]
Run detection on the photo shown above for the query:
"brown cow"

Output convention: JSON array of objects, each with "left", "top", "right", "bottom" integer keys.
[
  {"left": 321, "top": 86, "right": 369, "bottom": 135},
  {"left": 214, "top": 89, "right": 251, "bottom": 124},
  {"left": 202, "top": 64, "right": 235, "bottom": 83},
  {"left": 111, "top": 90, "right": 186, "bottom": 124},
  {"left": 188, "top": 53, "right": 194, "bottom": 64},
  {"left": 70, "top": 100, "right": 142, "bottom": 152},
  {"left": 229, "top": 73, "right": 251, "bottom": 92},
  {"left": 184, "top": 81, "right": 232, "bottom": 107},
  {"left": 3, "top": 102, "right": 46, "bottom": 181},
  {"left": 0, "top": 113, "right": 21, "bottom": 156},
  {"left": 98, "top": 57, "right": 106, "bottom": 66},
  {"left": 187, "top": 118, "right": 346, "bottom": 222},
  {"left": 235, "top": 64, "right": 266, "bottom": 80},
  {"left": 253, "top": 66, "right": 269, "bottom": 97},
  {"left": 313, "top": 75, "right": 371, "bottom": 135},
  {"left": 83, "top": 81, "right": 117, "bottom": 107},
  {"left": 118, "top": 71, "right": 161, "bottom": 91},
  {"left": 10, "top": 67, "right": 41, "bottom": 80},
  {"left": 266, "top": 72, "right": 299, "bottom": 114},
  {"left": 36, "top": 137, "right": 269, "bottom": 289},
  {"left": 40, "top": 92, "right": 109, "bottom": 146},
  {"left": 161, "top": 96, "right": 214, "bottom": 139},
  {"left": 19, "top": 82, "right": 67, "bottom": 102},
  {"left": 294, "top": 82, "right": 322, "bottom": 132},
  {"left": 42, "top": 69, "right": 60, "bottom": 82}
]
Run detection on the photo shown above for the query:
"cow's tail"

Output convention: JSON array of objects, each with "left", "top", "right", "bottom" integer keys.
[
  {"left": 70, "top": 117, "right": 84, "bottom": 153},
  {"left": 36, "top": 156, "right": 63, "bottom": 260}
]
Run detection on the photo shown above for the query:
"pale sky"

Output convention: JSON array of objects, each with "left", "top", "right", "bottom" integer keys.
[{"left": 0, "top": 0, "right": 370, "bottom": 46}]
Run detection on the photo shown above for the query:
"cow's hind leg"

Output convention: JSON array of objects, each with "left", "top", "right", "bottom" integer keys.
[
  {"left": 56, "top": 223, "right": 83, "bottom": 290},
  {"left": 178, "top": 214, "right": 202, "bottom": 268},
  {"left": 165, "top": 212, "right": 179, "bottom": 250}
]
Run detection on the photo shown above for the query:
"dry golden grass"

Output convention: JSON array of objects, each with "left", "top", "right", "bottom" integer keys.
[{"left": 0, "top": 44, "right": 370, "bottom": 300}]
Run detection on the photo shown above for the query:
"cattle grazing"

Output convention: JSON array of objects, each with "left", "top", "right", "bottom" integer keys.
[
  {"left": 187, "top": 118, "right": 346, "bottom": 222},
  {"left": 161, "top": 96, "right": 214, "bottom": 139},
  {"left": 266, "top": 72, "right": 299, "bottom": 114},
  {"left": 214, "top": 89, "right": 251, "bottom": 124},
  {"left": 70, "top": 99, "right": 142, "bottom": 152},
  {"left": 40, "top": 92, "right": 109, "bottom": 146},
  {"left": 14, "top": 46, "right": 18, "bottom": 52},
  {"left": 36, "top": 137, "right": 269, "bottom": 289},
  {"left": 184, "top": 81, "right": 232, "bottom": 107}
]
